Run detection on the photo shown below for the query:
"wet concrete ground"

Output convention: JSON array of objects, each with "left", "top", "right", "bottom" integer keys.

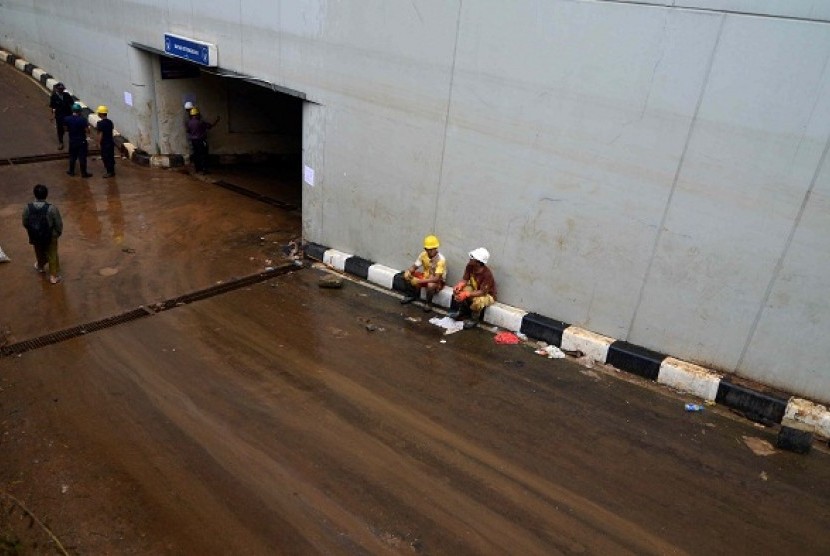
[{"left": 1, "top": 59, "right": 830, "bottom": 554}]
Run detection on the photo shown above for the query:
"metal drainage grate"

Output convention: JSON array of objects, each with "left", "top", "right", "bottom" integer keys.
[
  {"left": 1, "top": 307, "right": 153, "bottom": 357},
  {"left": 0, "top": 151, "right": 101, "bottom": 167},
  {"left": 214, "top": 180, "right": 298, "bottom": 211},
  {"left": 0, "top": 264, "right": 302, "bottom": 358},
  {"left": 154, "top": 264, "right": 299, "bottom": 310}
]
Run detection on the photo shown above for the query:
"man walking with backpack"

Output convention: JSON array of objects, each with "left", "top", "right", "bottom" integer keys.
[{"left": 22, "top": 184, "right": 63, "bottom": 284}]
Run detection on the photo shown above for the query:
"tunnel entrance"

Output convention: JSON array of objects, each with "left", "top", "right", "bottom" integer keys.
[
  {"left": 193, "top": 69, "right": 303, "bottom": 212},
  {"left": 130, "top": 45, "right": 306, "bottom": 214}
]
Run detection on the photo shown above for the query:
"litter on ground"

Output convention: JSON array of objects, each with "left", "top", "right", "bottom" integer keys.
[
  {"left": 535, "top": 345, "right": 566, "bottom": 358},
  {"left": 743, "top": 436, "right": 776, "bottom": 456},
  {"left": 429, "top": 316, "right": 464, "bottom": 335},
  {"left": 318, "top": 275, "right": 343, "bottom": 289},
  {"left": 494, "top": 331, "right": 520, "bottom": 344}
]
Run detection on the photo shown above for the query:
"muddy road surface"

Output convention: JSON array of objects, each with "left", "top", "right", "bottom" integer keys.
[
  {"left": 1, "top": 54, "right": 830, "bottom": 555},
  {"left": 2, "top": 267, "right": 830, "bottom": 554}
]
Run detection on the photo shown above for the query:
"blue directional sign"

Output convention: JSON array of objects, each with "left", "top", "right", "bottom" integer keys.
[{"left": 164, "top": 33, "right": 217, "bottom": 67}]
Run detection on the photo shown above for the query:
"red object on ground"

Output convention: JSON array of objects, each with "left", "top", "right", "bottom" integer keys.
[{"left": 494, "top": 331, "right": 520, "bottom": 344}]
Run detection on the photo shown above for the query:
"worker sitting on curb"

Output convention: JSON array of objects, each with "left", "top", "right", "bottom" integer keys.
[
  {"left": 450, "top": 247, "right": 497, "bottom": 329},
  {"left": 400, "top": 234, "right": 446, "bottom": 313}
]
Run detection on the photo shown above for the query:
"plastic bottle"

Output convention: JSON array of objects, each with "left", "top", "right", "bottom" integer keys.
[{"left": 685, "top": 403, "right": 704, "bottom": 412}]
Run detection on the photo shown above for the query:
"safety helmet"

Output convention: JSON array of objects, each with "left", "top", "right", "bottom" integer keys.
[
  {"left": 423, "top": 235, "right": 440, "bottom": 249},
  {"left": 184, "top": 101, "right": 194, "bottom": 110},
  {"left": 469, "top": 247, "right": 490, "bottom": 265},
  {"left": 96, "top": 105, "right": 108, "bottom": 114},
  {"left": 71, "top": 103, "right": 82, "bottom": 112},
  {"left": 189, "top": 107, "right": 200, "bottom": 116}
]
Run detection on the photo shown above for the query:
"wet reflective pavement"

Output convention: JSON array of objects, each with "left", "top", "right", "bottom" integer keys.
[{"left": 1, "top": 58, "right": 830, "bottom": 555}]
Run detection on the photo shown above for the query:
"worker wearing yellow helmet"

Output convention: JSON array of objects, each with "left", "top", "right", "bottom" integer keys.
[
  {"left": 95, "top": 105, "right": 116, "bottom": 178},
  {"left": 400, "top": 234, "right": 446, "bottom": 312},
  {"left": 186, "top": 105, "right": 220, "bottom": 174}
]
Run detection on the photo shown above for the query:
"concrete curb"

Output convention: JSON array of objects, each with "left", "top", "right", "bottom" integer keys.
[
  {"left": 304, "top": 242, "right": 830, "bottom": 447},
  {"left": 4, "top": 45, "right": 827, "bottom": 450},
  {"left": 0, "top": 47, "right": 184, "bottom": 169}
]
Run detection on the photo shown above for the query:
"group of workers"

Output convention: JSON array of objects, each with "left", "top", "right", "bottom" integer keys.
[
  {"left": 50, "top": 81, "right": 218, "bottom": 178},
  {"left": 49, "top": 82, "right": 116, "bottom": 178},
  {"left": 400, "top": 235, "right": 497, "bottom": 330}
]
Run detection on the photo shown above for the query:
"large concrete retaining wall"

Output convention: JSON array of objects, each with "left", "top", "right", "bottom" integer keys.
[{"left": 1, "top": 0, "right": 828, "bottom": 402}]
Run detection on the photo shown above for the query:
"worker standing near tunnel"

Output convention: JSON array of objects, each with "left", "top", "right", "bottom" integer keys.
[
  {"left": 186, "top": 107, "right": 220, "bottom": 174},
  {"left": 96, "top": 106, "right": 116, "bottom": 178},
  {"left": 400, "top": 234, "right": 446, "bottom": 313}
]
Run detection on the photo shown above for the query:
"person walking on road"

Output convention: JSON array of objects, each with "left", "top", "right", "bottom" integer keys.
[
  {"left": 49, "top": 82, "right": 74, "bottom": 150},
  {"left": 96, "top": 105, "right": 116, "bottom": 178},
  {"left": 64, "top": 103, "right": 92, "bottom": 177},
  {"left": 186, "top": 107, "right": 219, "bottom": 174},
  {"left": 22, "top": 184, "right": 63, "bottom": 284},
  {"left": 450, "top": 247, "right": 497, "bottom": 329},
  {"left": 400, "top": 234, "right": 446, "bottom": 313}
]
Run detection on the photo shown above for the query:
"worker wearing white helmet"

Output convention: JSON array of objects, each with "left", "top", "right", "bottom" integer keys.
[{"left": 450, "top": 247, "right": 497, "bottom": 329}]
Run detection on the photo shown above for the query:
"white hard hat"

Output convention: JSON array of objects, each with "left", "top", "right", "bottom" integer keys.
[
  {"left": 469, "top": 247, "right": 490, "bottom": 265},
  {"left": 184, "top": 101, "right": 194, "bottom": 109}
]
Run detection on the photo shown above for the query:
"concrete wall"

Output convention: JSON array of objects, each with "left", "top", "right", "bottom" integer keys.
[{"left": 1, "top": 0, "right": 829, "bottom": 402}]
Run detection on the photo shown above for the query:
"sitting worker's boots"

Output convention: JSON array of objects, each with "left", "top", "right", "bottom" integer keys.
[
  {"left": 400, "top": 284, "right": 417, "bottom": 304},
  {"left": 449, "top": 301, "right": 471, "bottom": 320},
  {"left": 422, "top": 292, "right": 434, "bottom": 313}
]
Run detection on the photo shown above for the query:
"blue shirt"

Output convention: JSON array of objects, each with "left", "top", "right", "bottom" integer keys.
[{"left": 63, "top": 114, "right": 89, "bottom": 143}]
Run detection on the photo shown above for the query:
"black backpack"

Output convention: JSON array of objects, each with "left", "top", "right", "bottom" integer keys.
[{"left": 26, "top": 203, "right": 52, "bottom": 246}]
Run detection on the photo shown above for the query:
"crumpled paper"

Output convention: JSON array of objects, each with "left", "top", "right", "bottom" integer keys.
[
  {"left": 535, "top": 345, "right": 566, "bottom": 359},
  {"left": 429, "top": 316, "right": 464, "bottom": 335}
]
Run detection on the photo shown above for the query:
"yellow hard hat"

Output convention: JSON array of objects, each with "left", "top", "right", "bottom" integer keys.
[
  {"left": 423, "top": 235, "right": 440, "bottom": 249},
  {"left": 189, "top": 107, "right": 200, "bottom": 116},
  {"left": 96, "top": 105, "right": 108, "bottom": 114}
]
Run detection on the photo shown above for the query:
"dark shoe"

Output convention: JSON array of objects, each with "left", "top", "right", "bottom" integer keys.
[
  {"left": 449, "top": 304, "right": 471, "bottom": 320},
  {"left": 400, "top": 295, "right": 417, "bottom": 305},
  {"left": 463, "top": 319, "right": 479, "bottom": 330},
  {"left": 66, "top": 171, "right": 75, "bottom": 176},
  {"left": 81, "top": 173, "right": 93, "bottom": 178},
  {"left": 103, "top": 173, "right": 114, "bottom": 178}
]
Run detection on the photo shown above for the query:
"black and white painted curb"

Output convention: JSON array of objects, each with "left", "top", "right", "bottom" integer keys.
[
  {"left": 3, "top": 46, "right": 827, "bottom": 453},
  {"left": 305, "top": 242, "right": 830, "bottom": 452},
  {"left": 0, "top": 48, "right": 184, "bottom": 169}
]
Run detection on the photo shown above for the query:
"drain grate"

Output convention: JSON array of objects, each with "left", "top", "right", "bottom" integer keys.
[
  {"left": 1, "top": 307, "right": 153, "bottom": 357},
  {"left": 154, "top": 264, "right": 298, "bottom": 310},
  {"left": 214, "top": 180, "right": 298, "bottom": 211},
  {"left": 0, "top": 264, "right": 301, "bottom": 358},
  {"left": 0, "top": 151, "right": 101, "bottom": 166}
]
